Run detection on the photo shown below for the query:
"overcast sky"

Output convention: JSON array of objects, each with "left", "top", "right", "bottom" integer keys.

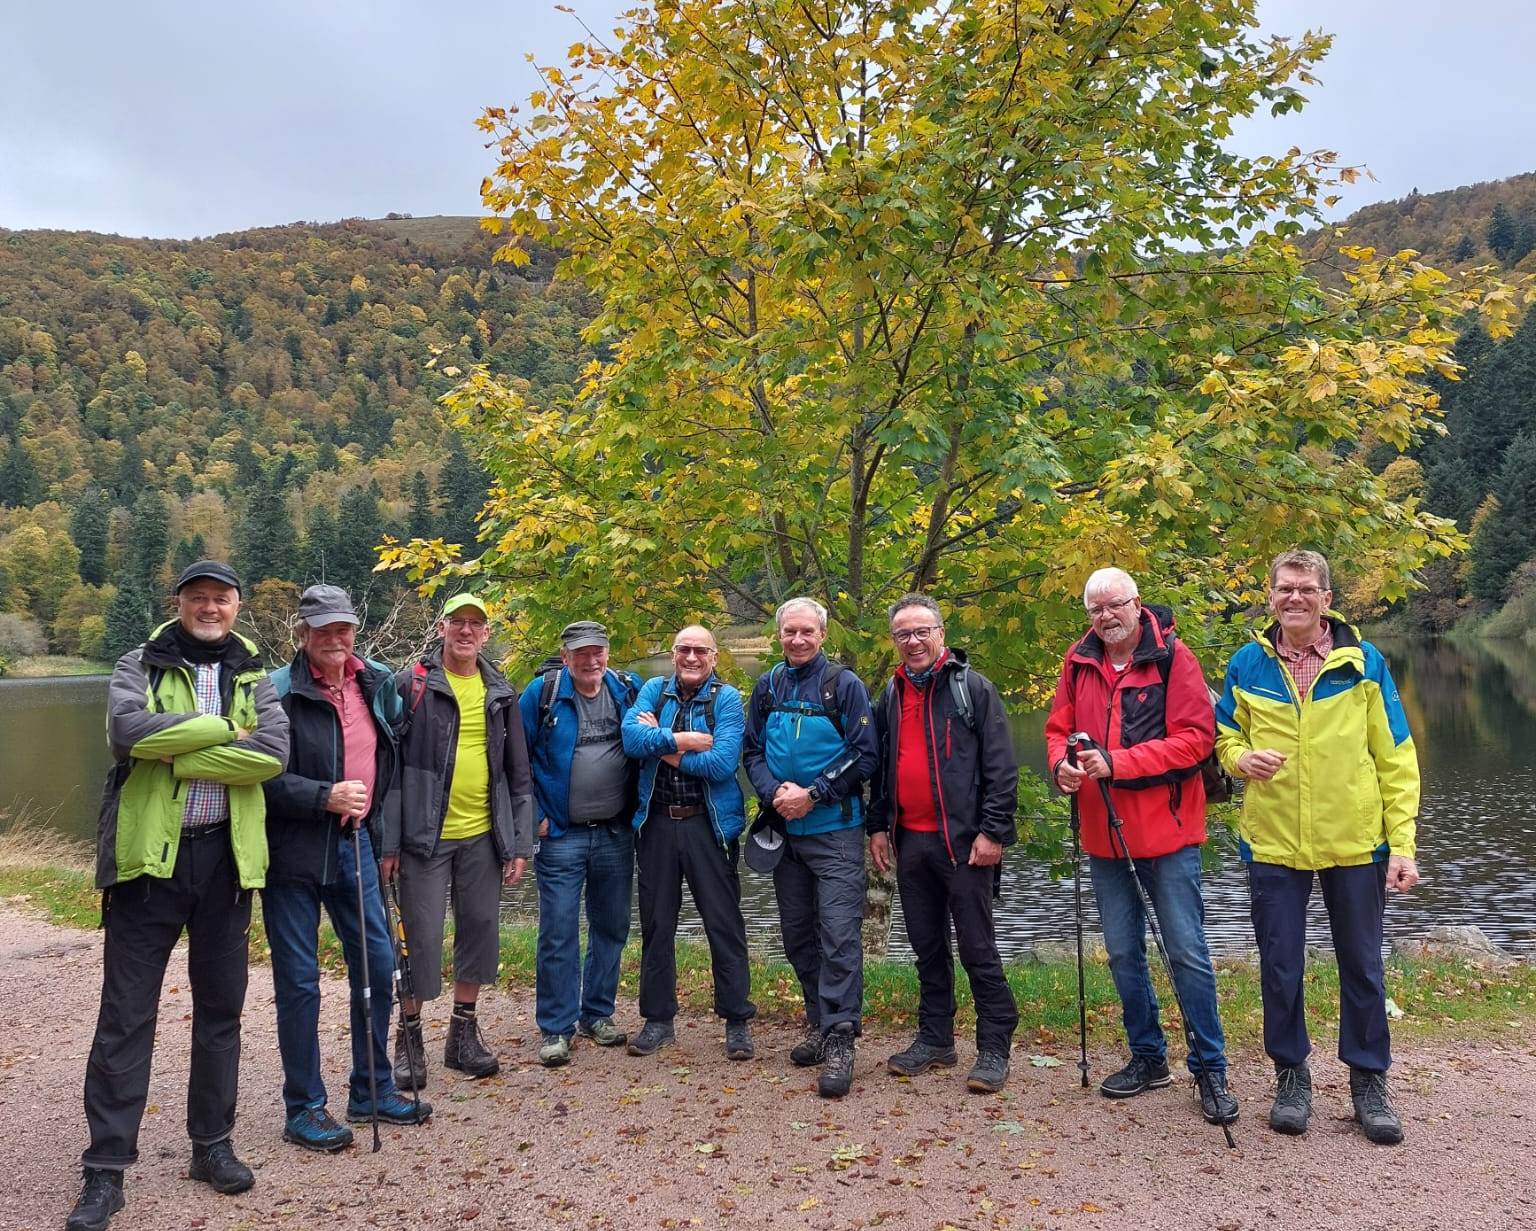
[{"left": 2, "top": 0, "right": 1530, "bottom": 239}]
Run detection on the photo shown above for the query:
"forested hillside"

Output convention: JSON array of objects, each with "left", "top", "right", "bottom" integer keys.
[
  {"left": 0, "top": 217, "right": 592, "bottom": 665},
  {"left": 1, "top": 168, "right": 1534, "bottom": 672}
]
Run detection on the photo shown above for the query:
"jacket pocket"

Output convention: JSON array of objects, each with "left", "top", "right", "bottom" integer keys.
[{"left": 1119, "top": 683, "right": 1168, "bottom": 748}]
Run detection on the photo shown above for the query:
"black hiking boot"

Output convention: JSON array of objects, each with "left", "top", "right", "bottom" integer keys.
[
  {"left": 1269, "top": 1063, "right": 1313, "bottom": 1135},
  {"left": 818, "top": 1024, "right": 856, "bottom": 1099},
  {"left": 444, "top": 1009, "right": 500, "bottom": 1078},
  {"left": 966, "top": 1048, "right": 1011, "bottom": 1094},
  {"left": 626, "top": 1020, "right": 675, "bottom": 1057},
  {"left": 65, "top": 1168, "right": 124, "bottom": 1231},
  {"left": 790, "top": 1023, "right": 825, "bottom": 1068},
  {"left": 724, "top": 1018, "right": 755, "bottom": 1060},
  {"left": 1350, "top": 1068, "right": 1404, "bottom": 1145},
  {"left": 886, "top": 1038, "right": 959, "bottom": 1076},
  {"left": 393, "top": 1015, "right": 427, "bottom": 1090},
  {"left": 1099, "top": 1055, "right": 1172, "bottom": 1099},
  {"left": 1196, "top": 1070, "right": 1240, "bottom": 1125},
  {"left": 189, "top": 1138, "right": 254, "bottom": 1195}
]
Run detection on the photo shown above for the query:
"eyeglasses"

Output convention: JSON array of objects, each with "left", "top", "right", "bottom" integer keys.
[
  {"left": 446, "top": 618, "right": 488, "bottom": 631},
  {"left": 891, "top": 626, "right": 940, "bottom": 645},
  {"left": 672, "top": 645, "right": 716, "bottom": 658},
  {"left": 1086, "top": 596, "right": 1137, "bottom": 619},
  {"left": 1272, "top": 585, "right": 1325, "bottom": 599}
]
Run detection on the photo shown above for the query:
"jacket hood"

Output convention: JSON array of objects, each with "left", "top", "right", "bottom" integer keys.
[
  {"left": 421, "top": 643, "right": 515, "bottom": 702},
  {"left": 1067, "top": 603, "right": 1174, "bottom": 670},
  {"left": 1257, "top": 611, "right": 1362, "bottom": 658}
]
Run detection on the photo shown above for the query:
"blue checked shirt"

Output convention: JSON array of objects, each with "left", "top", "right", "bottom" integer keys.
[{"left": 180, "top": 662, "right": 229, "bottom": 829}]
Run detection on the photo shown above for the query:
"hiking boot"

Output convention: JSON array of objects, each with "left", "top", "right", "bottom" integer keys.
[
  {"left": 1350, "top": 1068, "right": 1404, "bottom": 1145},
  {"left": 576, "top": 1017, "right": 628, "bottom": 1047},
  {"left": 1099, "top": 1055, "right": 1172, "bottom": 1099},
  {"left": 1269, "top": 1062, "right": 1312, "bottom": 1135},
  {"left": 886, "top": 1038, "right": 959, "bottom": 1076},
  {"left": 967, "top": 1049, "right": 1011, "bottom": 1094},
  {"left": 444, "top": 1010, "right": 500, "bottom": 1078},
  {"left": 188, "top": 1139, "right": 254, "bottom": 1195},
  {"left": 790, "top": 1023, "right": 826, "bottom": 1068},
  {"left": 538, "top": 1032, "right": 572, "bottom": 1067},
  {"left": 725, "top": 1019, "right": 755, "bottom": 1060},
  {"left": 392, "top": 1016, "right": 427, "bottom": 1091},
  {"left": 818, "top": 1024, "right": 856, "bottom": 1099},
  {"left": 626, "top": 1020, "right": 675, "bottom": 1057},
  {"left": 65, "top": 1168, "right": 124, "bottom": 1231},
  {"left": 282, "top": 1107, "right": 354, "bottom": 1153},
  {"left": 345, "top": 1090, "right": 433, "bottom": 1126},
  {"left": 1196, "top": 1070, "right": 1239, "bottom": 1125}
]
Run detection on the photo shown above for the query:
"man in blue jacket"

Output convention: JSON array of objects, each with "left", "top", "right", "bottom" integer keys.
[
  {"left": 520, "top": 620, "right": 641, "bottom": 1067},
  {"left": 621, "top": 624, "right": 757, "bottom": 1060},
  {"left": 743, "top": 597, "right": 877, "bottom": 1097}
]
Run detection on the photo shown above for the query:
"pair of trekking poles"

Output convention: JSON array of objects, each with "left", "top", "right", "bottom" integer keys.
[
  {"left": 1066, "top": 733, "right": 1236, "bottom": 1150},
  {"left": 343, "top": 820, "right": 424, "bottom": 1153}
]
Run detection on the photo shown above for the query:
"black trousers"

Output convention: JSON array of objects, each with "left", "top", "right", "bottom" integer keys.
[
  {"left": 635, "top": 812, "right": 755, "bottom": 1024},
  {"left": 82, "top": 831, "right": 251, "bottom": 1169},
  {"left": 896, "top": 829, "right": 1018, "bottom": 1054}
]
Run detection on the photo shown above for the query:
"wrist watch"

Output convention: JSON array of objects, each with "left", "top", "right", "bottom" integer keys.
[{"left": 807, "top": 785, "right": 824, "bottom": 805}]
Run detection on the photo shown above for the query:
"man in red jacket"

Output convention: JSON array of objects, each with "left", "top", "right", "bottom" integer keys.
[{"left": 1045, "top": 568, "right": 1237, "bottom": 1126}]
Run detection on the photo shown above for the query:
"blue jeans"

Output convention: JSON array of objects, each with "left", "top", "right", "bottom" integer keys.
[
  {"left": 1088, "top": 844, "right": 1227, "bottom": 1075},
  {"left": 263, "top": 826, "right": 397, "bottom": 1118},
  {"left": 534, "top": 823, "right": 634, "bottom": 1036}
]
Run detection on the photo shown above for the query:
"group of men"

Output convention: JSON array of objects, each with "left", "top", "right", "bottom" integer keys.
[{"left": 65, "top": 546, "right": 1422, "bottom": 1231}]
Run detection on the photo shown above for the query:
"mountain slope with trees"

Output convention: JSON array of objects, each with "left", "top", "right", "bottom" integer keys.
[{"left": 0, "top": 217, "right": 592, "bottom": 665}]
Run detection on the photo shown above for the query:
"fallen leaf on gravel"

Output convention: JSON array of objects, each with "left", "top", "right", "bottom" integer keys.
[
  {"left": 1028, "top": 1055, "right": 1061, "bottom": 1067},
  {"left": 994, "top": 1121, "right": 1028, "bottom": 1134},
  {"left": 798, "top": 1198, "right": 820, "bottom": 1210},
  {"left": 461, "top": 1206, "right": 480, "bottom": 1220},
  {"left": 789, "top": 1121, "right": 809, "bottom": 1130},
  {"left": 1385, "top": 997, "right": 1404, "bottom": 1020},
  {"left": 671, "top": 1065, "right": 691, "bottom": 1076},
  {"left": 694, "top": 1142, "right": 720, "bottom": 1154}
]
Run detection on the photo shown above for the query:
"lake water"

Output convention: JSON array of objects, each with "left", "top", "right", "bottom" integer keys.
[{"left": 4, "top": 637, "right": 1534, "bottom": 957}]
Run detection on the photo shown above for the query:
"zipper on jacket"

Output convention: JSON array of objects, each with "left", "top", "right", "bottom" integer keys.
[
  {"left": 945, "top": 718, "right": 952, "bottom": 760},
  {"left": 923, "top": 682, "right": 956, "bottom": 866}
]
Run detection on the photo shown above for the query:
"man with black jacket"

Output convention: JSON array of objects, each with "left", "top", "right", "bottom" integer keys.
[
  {"left": 262, "top": 585, "right": 430, "bottom": 1153},
  {"left": 868, "top": 593, "right": 1020, "bottom": 1093},
  {"left": 383, "top": 594, "right": 533, "bottom": 1089}
]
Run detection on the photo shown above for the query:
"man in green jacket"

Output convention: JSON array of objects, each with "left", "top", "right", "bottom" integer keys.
[{"left": 66, "top": 561, "right": 288, "bottom": 1231}]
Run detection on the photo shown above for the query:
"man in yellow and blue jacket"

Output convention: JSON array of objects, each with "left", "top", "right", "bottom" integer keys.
[{"left": 1216, "top": 549, "right": 1420, "bottom": 1147}]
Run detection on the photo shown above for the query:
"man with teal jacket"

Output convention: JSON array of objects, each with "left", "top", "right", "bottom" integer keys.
[
  {"left": 743, "top": 597, "right": 877, "bottom": 1098},
  {"left": 67, "top": 561, "right": 288, "bottom": 1231},
  {"left": 1216, "top": 548, "right": 1421, "bottom": 1147}
]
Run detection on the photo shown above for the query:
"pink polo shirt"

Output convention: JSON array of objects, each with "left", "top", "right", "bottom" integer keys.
[{"left": 311, "top": 655, "right": 378, "bottom": 816}]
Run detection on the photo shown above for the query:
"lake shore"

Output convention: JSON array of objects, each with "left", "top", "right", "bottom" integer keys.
[{"left": 3, "top": 902, "right": 1533, "bottom": 1231}]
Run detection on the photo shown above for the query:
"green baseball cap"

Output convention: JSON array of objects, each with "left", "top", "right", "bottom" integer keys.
[{"left": 440, "top": 593, "right": 490, "bottom": 620}]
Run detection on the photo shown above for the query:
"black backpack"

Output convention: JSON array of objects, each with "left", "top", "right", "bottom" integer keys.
[
  {"left": 536, "top": 664, "right": 639, "bottom": 729},
  {"left": 756, "top": 660, "right": 850, "bottom": 737},
  {"left": 1148, "top": 611, "right": 1236, "bottom": 806}
]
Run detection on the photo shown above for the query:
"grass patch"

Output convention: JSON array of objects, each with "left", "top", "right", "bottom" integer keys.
[
  {"left": 7, "top": 834, "right": 1532, "bottom": 1048},
  {"left": 6, "top": 655, "right": 111, "bottom": 677}
]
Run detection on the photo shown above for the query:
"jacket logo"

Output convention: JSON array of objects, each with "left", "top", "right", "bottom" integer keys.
[
  {"left": 859, "top": 715, "right": 870, "bottom": 726},
  {"left": 1136, "top": 691, "right": 1147, "bottom": 703}
]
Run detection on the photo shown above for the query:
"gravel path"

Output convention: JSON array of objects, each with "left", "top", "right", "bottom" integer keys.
[{"left": 2, "top": 905, "right": 1532, "bottom": 1231}]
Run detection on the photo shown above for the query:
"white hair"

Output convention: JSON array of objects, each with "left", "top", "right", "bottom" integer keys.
[
  {"left": 1083, "top": 568, "right": 1139, "bottom": 606},
  {"left": 775, "top": 596, "right": 828, "bottom": 633}
]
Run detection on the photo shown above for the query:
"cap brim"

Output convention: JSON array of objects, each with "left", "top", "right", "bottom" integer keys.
[
  {"left": 305, "top": 611, "right": 360, "bottom": 627},
  {"left": 743, "top": 820, "right": 785, "bottom": 873},
  {"left": 563, "top": 636, "right": 609, "bottom": 650}
]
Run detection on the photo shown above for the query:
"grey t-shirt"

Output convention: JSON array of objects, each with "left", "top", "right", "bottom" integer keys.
[{"left": 567, "top": 685, "right": 630, "bottom": 822}]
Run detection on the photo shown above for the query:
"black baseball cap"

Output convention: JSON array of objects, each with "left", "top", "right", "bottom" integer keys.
[
  {"left": 175, "top": 559, "right": 241, "bottom": 595},
  {"left": 743, "top": 813, "right": 786, "bottom": 874},
  {"left": 561, "top": 620, "right": 610, "bottom": 651},
  {"left": 297, "top": 584, "right": 359, "bottom": 627}
]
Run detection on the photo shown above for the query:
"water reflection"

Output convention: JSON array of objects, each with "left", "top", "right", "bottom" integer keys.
[{"left": 5, "top": 636, "right": 1535, "bottom": 955}]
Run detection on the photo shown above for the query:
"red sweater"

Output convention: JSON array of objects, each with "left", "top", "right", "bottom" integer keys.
[{"left": 895, "top": 671, "right": 939, "bottom": 832}]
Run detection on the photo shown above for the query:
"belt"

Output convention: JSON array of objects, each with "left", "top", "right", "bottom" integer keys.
[
  {"left": 665, "top": 804, "right": 706, "bottom": 820},
  {"left": 180, "top": 821, "right": 230, "bottom": 841},
  {"left": 569, "top": 813, "right": 626, "bottom": 827}
]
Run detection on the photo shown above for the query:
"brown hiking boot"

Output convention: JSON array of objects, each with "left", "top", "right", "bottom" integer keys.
[{"left": 393, "top": 1016, "right": 427, "bottom": 1090}]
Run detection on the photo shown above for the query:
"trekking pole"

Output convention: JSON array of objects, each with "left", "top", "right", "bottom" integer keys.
[
  {"left": 349, "top": 819, "right": 383, "bottom": 1152},
  {"left": 1064, "top": 741, "right": 1090, "bottom": 1090},
  {"left": 382, "top": 873, "right": 423, "bottom": 1121},
  {"left": 1068, "top": 734, "right": 1236, "bottom": 1150}
]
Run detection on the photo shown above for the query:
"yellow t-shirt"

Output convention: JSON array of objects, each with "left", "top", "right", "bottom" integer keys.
[{"left": 441, "top": 667, "right": 492, "bottom": 841}]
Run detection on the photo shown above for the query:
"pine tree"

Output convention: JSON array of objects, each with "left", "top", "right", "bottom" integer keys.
[
  {"left": 171, "top": 533, "right": 206, "bottom": 579},
  {"left": 303, "top": 504, "right": 339, "bottom": 582},
  {"left": 130, "top": 489, "right": 170, "bottom": 593},
  {"left": 103, "top": 575, "right": 155, "bottom": 659},
  {"left": 70, "top": 487, "right": 111, "bottom": 585},
  {"left": 331, "top": 485, "right": 386, "bottom": 598},
  {"left": 408, "top": 470, "right": 435, "bottom": 539},
  {"left": 1451, "top": 234, "right": 1478, "bottom": 262},
  {"left": 0, "top": 433, "right": 40, "bottom": 508},
  {"left": 1487, "top": 204, "right": 1519, "bottom": 263},
  {"left": 236, "top": 475, "right": 298, "bottom": 585},
  {"left": 436, "top": 440, "right": 489, "bottom": 551},
  {"left": 1468, "top": 433, "right": 1536, "bottom": 603}
]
